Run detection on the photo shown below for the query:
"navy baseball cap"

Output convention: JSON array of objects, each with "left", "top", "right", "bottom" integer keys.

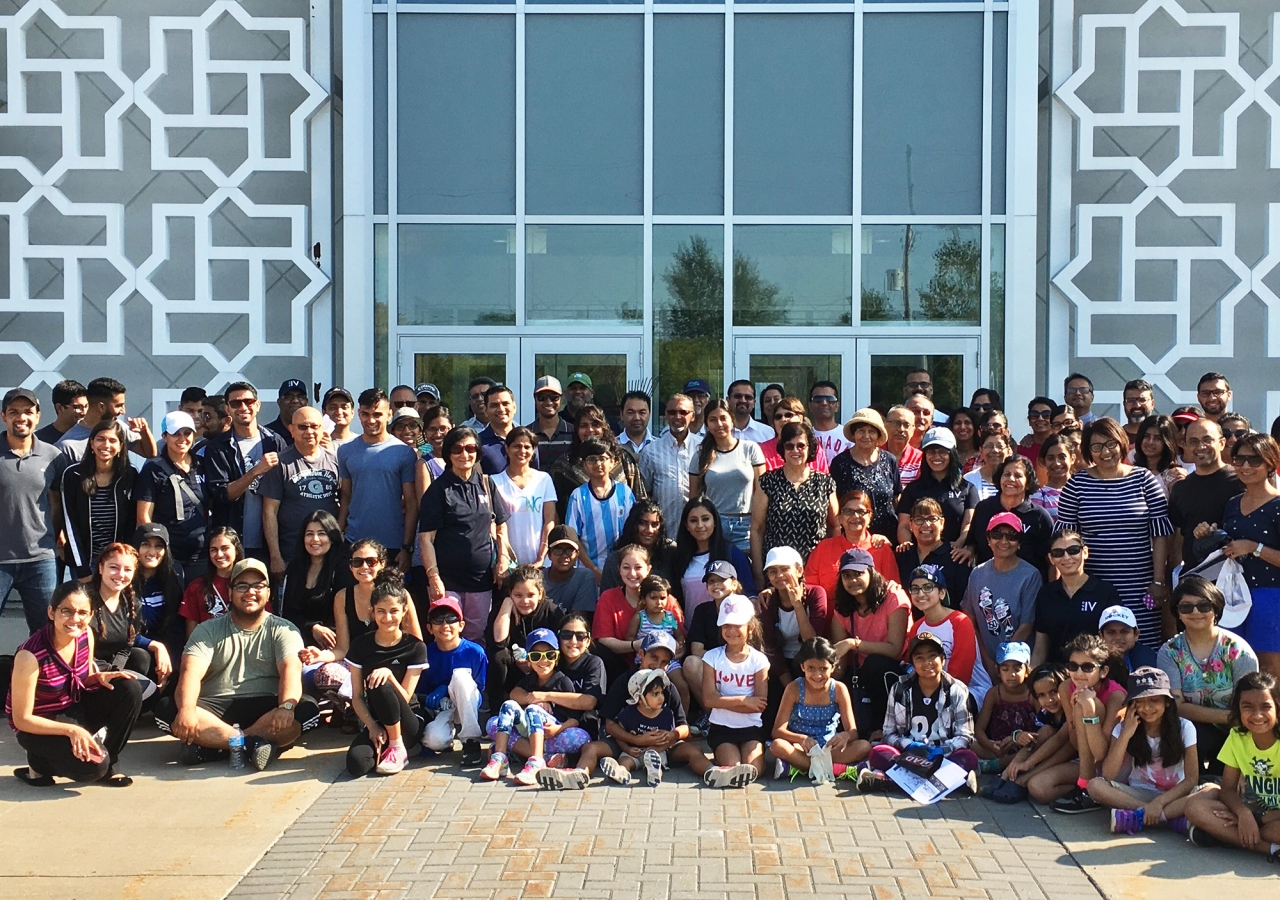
[
  {"left": 683, "top": 379, "right": 712, "bottom": 396},
  {"left": 703, "top": 559, "right": 738, "bottom": 582},
  {"left": 278, "top": 378, "right": 307, "bottom": 398}
]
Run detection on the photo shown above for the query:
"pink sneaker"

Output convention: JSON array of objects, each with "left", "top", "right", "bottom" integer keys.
[
  {"left": 375, "top": 743, "right": 407, "bottom": 775},
  {"left": 514, "top": 756, "right": 545, "bottom": 785},
  {"left": 480, "top": 752, "right": 508, "bottom": 781}
]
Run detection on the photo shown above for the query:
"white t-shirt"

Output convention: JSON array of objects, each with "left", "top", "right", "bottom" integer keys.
[
  {"left": 814, "top": 427, "right": 850, "bottom": 459},
  {"left": 491, "top": 470, "right": 557, "bottom": 566},
  {"left": 776, "top": 607, "right": 801, "bottom": 659},
  {"left": 682, "top": 553, "right": 712, "bottom": 621},
  {"left": 1111, "top": 717, "right": 1196, "bottom": 792},
  {"left": 703, "top": 645, "right": 769, "bottom": 728},
  {"left": 917, "top": 614, "right": 991, "bottom": 705}
]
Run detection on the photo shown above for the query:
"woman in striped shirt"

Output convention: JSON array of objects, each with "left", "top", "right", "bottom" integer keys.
[
  {"left": 1055, "top": 418, "right": 1174, "bottom": 648},
  {"left": 6, "top": 582, "right": 143, "bottom": 787}
]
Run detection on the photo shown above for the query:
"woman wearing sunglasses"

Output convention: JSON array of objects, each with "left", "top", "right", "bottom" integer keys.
[
  {"left": 1030, "top": 531, "right": 1121, "bottom": 668},
  {"left": 1156, "top": 576, "right": 1259, "bottom": 775}
]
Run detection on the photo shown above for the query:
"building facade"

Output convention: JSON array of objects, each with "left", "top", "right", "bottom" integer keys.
[{"left": 0, "top": 0, "right": 1276, "bottom": 429}]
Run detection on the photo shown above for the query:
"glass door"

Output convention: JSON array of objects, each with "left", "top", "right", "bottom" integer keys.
[
  {"left": 519, "top": 336, "right": 642, "bottom": 424},
  {"left": 398, "top": 336, "right": 518, "bottom": 422},
  {"left": 855, "top": 337, "right": 979, "bottom": 414},
  {"left": 732, "top": 337, "right": 855, "bottom": 417}
]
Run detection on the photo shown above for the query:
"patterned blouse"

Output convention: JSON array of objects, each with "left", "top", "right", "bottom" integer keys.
[
  {"left": 760, "top": 468, "right": 836, "bottom": 561},
  {"left": 830, "top": 450, "right": 901, "bottom": 540},
  {"left": 1156, "top": 628, "right": 1258, "bottom": 711}
]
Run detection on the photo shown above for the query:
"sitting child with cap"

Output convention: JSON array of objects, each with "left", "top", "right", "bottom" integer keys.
[
  {"left": 609, "top": 664, "right": 708, "bottom": 786},
  {"left": 481, "top": 628, "right": 591, "bottom": 784},
  {"left": 699, "top": 594, "right": 770, "bottom": 788},
  {"left": 416, "top": 597, "right": 487, "bottom": 765},
  {"left": 857, "top": 630, "right": 981, "bottom": 796},
  {"left": 1098, "top": 605, "right": 1157, "bottom": 688},
  {"left": 974, "top": 641, "right": 1038, "bottom": 773}
]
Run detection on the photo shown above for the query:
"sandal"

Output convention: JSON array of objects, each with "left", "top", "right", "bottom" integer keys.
[
  {"left": 99, "top": 768, "right": 133, "bottom": 787},
  {"left": 14, "top": 767, "right": 54, "bottom": 788}
]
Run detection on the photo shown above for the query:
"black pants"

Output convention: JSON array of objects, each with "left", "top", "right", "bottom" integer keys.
[
  {"left": 154, "top": 694, "right": 321, "bottom": 738},
  {"left": 17, "top": 679, "right": 144, "bottom": 781},
  {"left": 486, "top": 645, "right": 524, "bottom": 716},
  {"left": 847, "top": 653, "right": 907, "bottom": 737},
  {"left": 346, "top": 681, "right": 424, "bottom": 776},
  {"left": 1195, "top": 720, "right": 1228, "bottom": 776}
]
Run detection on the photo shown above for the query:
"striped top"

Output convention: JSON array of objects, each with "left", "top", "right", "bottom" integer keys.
[
  {"left": 1055, "top": 467, "right": 1174, "bottom": 646},
  {"left": 566, "top": 481, "right": 637, "bottom": 570},
  {"left": 6, "top": 626, "right": 94, "bottom": 731}
]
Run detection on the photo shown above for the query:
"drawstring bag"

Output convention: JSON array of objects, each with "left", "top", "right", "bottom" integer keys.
[{"left": 1184, "top": 549, "right": 1252, "bottom": 630}]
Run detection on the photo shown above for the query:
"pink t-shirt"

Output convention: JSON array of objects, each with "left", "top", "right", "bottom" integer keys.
[{"left": 833, "top": 582, "right": 911, "bottom": 665}]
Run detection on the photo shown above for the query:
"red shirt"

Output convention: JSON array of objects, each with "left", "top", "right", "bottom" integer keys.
[
  {"left": 759, "top": 437, "right": 830, "bottom": 474},
  {"left": 804, "top": 533, "right": 901, "bottom": 601},
  {"left": 592, "top": 587, "right": 685, "bottom": 644}
]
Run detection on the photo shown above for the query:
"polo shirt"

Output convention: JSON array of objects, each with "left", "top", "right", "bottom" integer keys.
[
  {"left": 527, "top": 417, "right": 574, "bottom": 474},
  {"left": 134, "top": 454, "right": 207, "bottom": 564},
  {"left": 1033, "top": 575, "right": 1122, "bottom": 663},
  {"left": 418, "top": 468, "right": 510, "bottom": 592},
  {"left": 478, "top": 424, "right": 540, "bottom": 475},
  {"left": 0, "top": 435, "right": 60, "bottom": 562}
]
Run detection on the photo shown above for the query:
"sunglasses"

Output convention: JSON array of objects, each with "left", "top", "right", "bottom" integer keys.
[
  {"left": 392, "top": 400, "right": 416, "bottom": 408},
  {"left": 558, "top": 629, "right": 590, "bottom": 642},
  {"left": 810, "top": 395, "right": 837, "bottom": 404},
  {"left": 1224, "top": 429, "right": 1250, "bottom": 440},
  {"left": 1049, "top": 545, "right": 1083, "bottom": 558},
  {"left": 526, "top": 650, "right": 559, "bottom": 663},
  {"left": 349, "top": 557, "right": 380, "bottom": 568},
  {"left": 1027, "top": 410, "right": 1053, "bottom": 419},
  {"left": 451, "top": 444, "right": 479, "bottom": 456},
  {"left": 783, "top": 442, "right": 809, "bottom": 452},
  {"left": 1178, "top": 601, "right": 1215, "bottom": 614},
  {"left": 1235, "top": 454, "right": 1267, "bottom": 469},
  {"left": 537, "top": 393, "right": 562, "bottom": 402},
  {"left": 429, "top": 613, "right": 461, "bottom": 625},
  {"left": 227, "top": 397, "right": 256, "bottom": 408},
  {"left": 1065, "top": 661, "right": 1100, "bottom": 673},
  {"left": 989, "top": 531, "right": 1022, "bottom": 543},
  {"left": 972, "top": 402, "right": 994, "bottom": 411}
]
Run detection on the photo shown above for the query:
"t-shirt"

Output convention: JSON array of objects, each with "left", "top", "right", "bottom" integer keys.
[
  {"left": 895, "top": 474, "right": 980, "bottom": 545},
  {"left": 491, "top": 470, "right": 557, "bottom": 566},
  {"left": 907, "top": 681, "right": 943, "bottom": 739},
  {"left": 258, "top": 446, "right": 341, "bottom": 562},
  {"left": 1034, "top": 576, "right": 1122, "bottom": 663},
  {"left": 1157, "top": 629, "right": 1258, "bottom": 711},
  {"left": 1219, "top": 729, "right": 1280, "bottom": 811},
  {"left": 346, "top": 632, "right": 428, "bottom": 687},
  {"left": 895, "top": 444, "right": 923, "bottom": 485},
  {"left": 1167, "top": 468, "right": 1243, "bottom": 566},
  {"left": 35, "top": 422, "right": 69, "bottom": 446},
  {"left": 0, "top": 437, "right": 60, "bottom": 562},
  {"left": 514, "top": 670, "right": 578, "bottom": 721},
  {"left": 616, "top": 701, "right": 678, "bottom": 737},
  {"left": 559, "top": 651, "right": 607, "bottom": 703},
  {"left": 1113, "top": 716, "right": 1196, "bottom": 792},
  {"left": 806, "top": 534, "right": 901, "bottom": 602},
  {"left": 134, "top": 455, "right": 207, "bottom": 564},
  {"left": 833, "top": 583, "right": 912, "bottom": 665},
  {"left": 702, "top": 645, "right": 769, "bottom": 728},
  {"left": 602, "top": 669, "right": 688, "bottom": 724},
  {"left": 961, "top": 559, "right": 1042, "bottom": 664},
  {"left": 963, "top": 469, "right": 998, "bottom": 501},
  {"left": 178, "top": 575, "right": 230, "bottom": 625},
  {"left": 545, "top": 566, "right": 599, "bottom": 613},
  {"left": 593, "top": 588, "right": 683, "bottom": 644},
  {"left": 236, "top": 432, "right": 266, "bottom": 548},
  {"left": 680, "top": 554, "right": 713, "bottom": 619},
  {"left": 688, "top": 439, "right": 764, "bottom": 517},
  {"left": 419, "top": 638, "right": 488, "bottom": 694},
  {"left": 814, "top": 426, "right": 850, "bottom": 460},
  {"left": 686, "top": 599, "right": 725, "bottom": 653},
  {"left": 337, "top": 437, "right": 417, "bottom": 549},
  {"left": 565, "top": 481, "right": 635, "bottom": 570},
  {"left": 184, "top": 613, "right": 303, "bottom": 700},
  {"left": 418, "top": 469, "right": 510, "bottom": 592}
]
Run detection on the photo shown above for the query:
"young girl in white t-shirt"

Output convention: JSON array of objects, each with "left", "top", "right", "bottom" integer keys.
[
  {"left": 699, "top": 594, "right": 769, "bottom": 788},
  {"left": 1086, "top": 667, "right": 1198, "bottom": 835}
]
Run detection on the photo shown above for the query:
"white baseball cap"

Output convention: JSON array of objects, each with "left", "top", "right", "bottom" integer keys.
[
  {"left": 1098, "top": 605, "right": 1138, "bottom": 630},
  {"left": 716, "top": 594, "right": 755, "bottom": 627},
  {"left": 763, "top": 546, "right": 804, "bottom": 572},
  {"left": 161, "top": 411, "right": 197, "bottom": 435}
]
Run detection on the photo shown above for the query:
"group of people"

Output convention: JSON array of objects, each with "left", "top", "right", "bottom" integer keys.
[{"left": 4, "top": 368, "right": 1280, "bottom": 862}]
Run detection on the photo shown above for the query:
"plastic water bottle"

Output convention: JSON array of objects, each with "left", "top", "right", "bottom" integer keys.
[{"left": 229, "top": 726, "right": 246, "bottom": 770}]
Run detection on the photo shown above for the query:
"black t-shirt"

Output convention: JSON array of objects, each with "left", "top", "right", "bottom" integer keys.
[
  {"left": 558, "top": 651, "right": 607, "bottom": 703},
  {"left": 492, "top": 600, "right": 564, "bottom": 655},
  {"left": 970, "top": 497, "right": 1055, "bottom": 578},
  {"left": 602, "top": 670, "right": 688, "bottom": 725},
  {"left": 515, "top": 670, "right": 579, "bottom": 721},
  {"left": 35, "top": 422, "right": 69, "bottom": 446},
  {"left": 907, "top": 680, "right": 943, "bottom": 742},
  {"left": 91, "top": 598, "right": 133, "bottom": 662},
  {"left": 686, "top": 601, "right": 725, "bottom": 653},
  {"left": 1033, "top": 576, "right": 1122, "bottom": 663},
  {"left": 895, "top": 543, "right": 970, "bottom": 608},
  {"left": 133, "top": 456, "right": 207, "bottom": 563},
  {"left": 1168, "top": 468, "right": 1243, "bottom": 565},
  {"left": 896, "top": 474, "right": 979, "bottom": 544},
  {"left": 346, "top": 631, "right": 428, "bottom": 684},
  {"left": 418, "top": 469, "right": 511, "bottom": 592}
]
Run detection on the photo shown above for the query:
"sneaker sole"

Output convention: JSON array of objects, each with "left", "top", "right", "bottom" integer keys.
[
  {"left": 1052, "top": 804, "right": 1104, "bottom": 814},
  {"left": 703, "top": 767, "right": 733, "bottom": 788},
  {"left": 643, "top": 751, "right": 663, "bottom": 787},
  {"left": 599, "top": 758, "right": 632, "bottom": 786},
  {"left": 249, "top": 741, "right": 276, "bottom": 772},
  {"left": 727, "top": 764, "right": 758, "bottom": 788}
]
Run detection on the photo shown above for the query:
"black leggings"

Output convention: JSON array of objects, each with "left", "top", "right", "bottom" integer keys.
[
  {"left": 1194, "top": 720, "right": 1229, "bottom": 776},
  {"left": 16, "top": 679, "right": 144, "bottom": 781},
  {"left": 346, "top": 681, "right": 424, "bottom": 776}
]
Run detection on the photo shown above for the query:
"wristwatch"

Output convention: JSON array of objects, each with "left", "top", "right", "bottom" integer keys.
[
  {"left": 1254, "top": 543, "right": 1265, "bottom": 558},
  {"left": 278, "top": 700, "right": 297, "bottom": 712}
]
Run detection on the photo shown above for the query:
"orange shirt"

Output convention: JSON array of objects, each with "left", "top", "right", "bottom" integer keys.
[{"left": 804, "top": 533, "right": 901, "bottom": 600}]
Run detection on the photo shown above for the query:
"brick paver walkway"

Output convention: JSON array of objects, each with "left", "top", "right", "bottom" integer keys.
[{"left": 228, "top": 763, "right": 1103, "bottom": 900}]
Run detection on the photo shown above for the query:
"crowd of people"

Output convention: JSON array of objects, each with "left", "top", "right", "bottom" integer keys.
[{"left": 4, "top": 369, "right": 1280, "bottom": 861}]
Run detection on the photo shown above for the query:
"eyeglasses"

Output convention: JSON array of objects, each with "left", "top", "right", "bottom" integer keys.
[
  {"left": 1178, "top": 601, "right": 1215, "bottom": 614},
  {"left": 232, "top": 581, "right": 270, "bottom": 594},
  {"left": 429, "top": 613, "right": 461, "bottom": 625},
  {"left": 548, "top": 545, "right": 577, "bottom": 555},
  {"left": 989, "top": 531, "right": 1022, "bottom": 543},
  {"left": 558, "top": 629, "right": 590, "bottom": 642},
  {"left": 1198, "top": 388, "right": 1228, "bottom": 397},
  {"left": 1185, "top": 436, "right": 1223, "bottom": 448},
  {"left": 1049, "top": 545, "right": 1084, "bottom": 558},
  {"left": 1088, "top": 440, "right": 1121, "bottom": 453},
  {"left": 810, "top": 395, "right": 837, "bottom": 404},
  {"left": 526, "top": 650, "right": 559, "bottom": 663},
  {"left": 1027, "top": 410, "right": 1053, "bottom": 419},
  {"left": 773, "top": 411, "right": 797, "bottom": 421},
  {"left": 1065, "top": 387, "right": 1093, "bottom": 395},
  {"left": 1065, "top": 661, "right": 1100, "bottom": 673},
  {"left": 227, "top": 397, "right": 256, "bottom": 408},
  {"left": 841, "top": 507, "right": 872, "bottom": 518},
  {"left": 1235, "top": 454, "right": 1267, "bottom": 469},
  {"left": 911, "top": 515, "right": 943, "bottom": 526},
  {"left": 451, "top": 444, "right": 479, "bottom": 456},
  {"left": 584, "top": 455, "right": 610, "bottom": 466},
  {"left": 907, "top": 584, "right": 938, "bottom": 596},
  {"left": 349, "top": 557, "right": 380, "bottom": 568}
]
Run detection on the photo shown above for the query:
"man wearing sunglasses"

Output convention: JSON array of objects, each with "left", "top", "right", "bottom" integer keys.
[
  {"left": 528, "top": 376, "right": 574, "bottom": 474},
  {"left": 1168, "top": 418, "right": 1241, "bottom": 570},
  {"left": 808, "top": 380, "right": 850, "bottom": 459},
  {"left": 264, "top": 379, "right": 310, "bottom": 448},
  {"left": 961, "top": 513, "right": 1042, "bottom": 685}
]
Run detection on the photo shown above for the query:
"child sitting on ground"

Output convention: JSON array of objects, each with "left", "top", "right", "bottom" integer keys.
[
  {"left": 482, "top": 628, "right": 591, "bottom": 784},
  {"left": 610, "top": 666, "right": 709, "bottom": 786},
  {"left": 416, "top": 598, "right": 487, "bottom": 765},
  {"left": 1087, "top": 667, "right": 1198, "bottom": 834},
  {"left": 626, "top": 574, "right": 691, "bottom": 712},
  {"left": 682, "top": 561, "right": 744, "bottom": 729},
  {"left": 770, "top": 637, "right": 869, "bottom": 782},
  {"left": 700, "top": 594, "right": 770, "bottom": 788},
  {"left": 1185, "top": 671, "right": 1280, "bottom": 859},
  {"left": 987, "top": 664, "right": 1070, "bottom": 803},
  {"left": 974, "top": 641, "right": 1039, "bottom": 773}
]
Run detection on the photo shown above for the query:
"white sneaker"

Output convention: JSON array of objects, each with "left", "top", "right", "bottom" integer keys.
[
  {"left": 966, "top": 768, "right": 980, "bottom": 795},
  {"left": 704, "top": 765, "right": 756, "bottom": 789},
  {"left": 599, "top": 757, "right": 633, "bottom": 785},
  {"left": 538, "top": 767, "right": 590, "bottom": 790},
  {"left": 642, "top": 749, "right": 664, "bottom": 787}
]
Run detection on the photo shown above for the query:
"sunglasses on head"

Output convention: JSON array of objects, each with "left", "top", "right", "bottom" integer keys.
[
  {"left": 1065, "top": 661, "right": 1100, "bottom": 673},
  {"left": 1049, "top": 545, "right": 1083, "bottom": 558},
  {"left": 1178, "top": 601, "right": 1215, "bottom": 615},
  {"left": 526, "top": 650, "right": 559, "bottom": 663}
]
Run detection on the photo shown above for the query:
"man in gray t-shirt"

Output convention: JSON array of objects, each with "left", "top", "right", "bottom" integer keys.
[
  {"left": 961, "top": 513, "right": 1043, "bottom": 681},
  {"left": 260, "top": 407, "right": 340, "bottom": 574}
]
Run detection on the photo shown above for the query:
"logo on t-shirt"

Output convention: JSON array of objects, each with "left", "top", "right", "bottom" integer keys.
[
  {"left": 290, "top": 468, "right": 338, "bottom": 501},
  {"left": 977, "top": 587, "right": 1014, "bottom": 638}
]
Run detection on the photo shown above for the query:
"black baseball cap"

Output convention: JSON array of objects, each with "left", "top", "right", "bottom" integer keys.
[
  {"left": 2, "top": 388, "right": 39, "bottom": 411},
  {"left": 279, "top": 379, "right": 307, "bottom": 398},
  {"left": 133, "top": 523, "right": 170, "bottom": 546}
]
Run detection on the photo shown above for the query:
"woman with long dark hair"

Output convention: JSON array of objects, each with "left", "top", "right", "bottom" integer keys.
[
  {"left": 280, "top": 510, "right": 351, "bottom": 649},
  {"left": 177, "top": 526, "right": 243, "bottom": 636},
  {"left": 132, "top": 523, "right": 185, "bottom": 665},
  {"left": 88, "top": 543, "right": 168, "bottom": 694},
  {"left": 949, "top": 407, "right": 981, "bottom": 470},
  {"left": 669, "top": 496, "right": 756, "bottom": 619},
  {"left": 1132, "top": 414, "right": 1188, "bottom": 496},
  {"left": 689, "top": 399, "right": 765, "bottom": 553},
  {"left": 59, "top": 420, "right": 136, "bottom": 579},
  {"left": 969, "top": 456, "right": 1054, "bottom": 576},
  {"left": 600, "top": 499, "right": 675, "bottom": 592}
]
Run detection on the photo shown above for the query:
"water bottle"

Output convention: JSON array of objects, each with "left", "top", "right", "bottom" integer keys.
[{"left": 229, "top": 725, "right": 246, "bottom": 770}]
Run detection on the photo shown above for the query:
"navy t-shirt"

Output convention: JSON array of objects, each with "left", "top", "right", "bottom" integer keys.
[
  {"left": 133, "top": 456, "right": 206, "bottom": 563},
  {"left": 515, "top": 670, "right": 579, "bottom": 721},
  {"left": 616, "top": 702, "right": 677, "bottom": 737}
]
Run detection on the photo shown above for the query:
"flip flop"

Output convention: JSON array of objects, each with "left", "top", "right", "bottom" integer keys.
[
  {"left": 99, "top": 768, "right": 133, "bottom": 787},
  {"left": 14, "top": 767, "right": 54, "bottom": 787}
]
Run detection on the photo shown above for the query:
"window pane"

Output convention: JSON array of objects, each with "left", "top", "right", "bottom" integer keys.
[
  {"left": 862, "top": 14, "right": 983, "bottom": 215},
  {"left": 747, "top": 356, "right": 841, "bottom": 412},
  {"left": 860, "top": 224, "right": 982, "bottom": 325},
  {"left": 375, "top": 224, "right": 389, "bottom": 389},
  {"left": 867, "top": 353, "right": 965, "bottom": 414},
  {"left": 525, "top": 225, "right": 642, "bottom": 322},
  {"left": 732, "top": 226, "right": 853, "bottom": 327},
  {"left": 989, "top": 224, "right": 1005, "bottom": 397},
  {"left": 653, "top": 226, "right": 725, "bottom": 406},
  {"left": 526, "top": 16, "right": 643, "bottom": 215},
  {"left": 734, "top": 15, "right": 853, "bottom": 215},
  {"left": 534, "top": 353, "right": 628, "bottom": 418},
  {"left": 373, "top": 16, "right": 387, "bottom": 215},
  {"left": 654, "top": 15, "right": 724, "bottom": 215},
  {"left": 414, "top": 354, "right": 509, "bottom": 418},
  {"left": 398, "top": 225, "right": 516, "bottom": 326},
  {"left": 992, "top": 13, "right": 1008, "bottom": 214},
  {"left": 398, "top": 15, "right": 516, "bottom": 214}
]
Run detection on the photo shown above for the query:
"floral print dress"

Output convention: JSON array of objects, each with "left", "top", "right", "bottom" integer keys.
[{"left": 1156, "top": 629, "right": 1259, "bottom": 711}]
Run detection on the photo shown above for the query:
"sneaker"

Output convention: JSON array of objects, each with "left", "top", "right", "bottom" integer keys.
[
  {"left": 695, "top": 713, "right": 711, "bottom": 735},
  {"left": 244, "top": 736, "right": 277, "bottom": 772},
  {"left": 856, "top": 768, "right": 891, "bottom": 794},
  {"left": 514, "top": 757, "right": 544, "bottom": 786},
  {"left": 180, "top": 744, "right": 228, "bottom": 766},
  {"left": 704, "top": 764, "right": 756, "bottom": 789},
  {"left": 480, "top": 752, "right": 508, "bottom": 781},
  {"left": 375, "top": 743, "right": 408, "bottom": 775},
  {"left": 989, "top": 780, "right": 1029, "bottom": 804},
  {"left": 461, "top": 738, "right": 483, "bottom": 766},
  {"left": 1110, "top": 808, "right": 1144, "bottom": 835},
  {"left": 1187, "top": 825, "right": 1221, "bottom": 848},
  {"left": 643, "top": 749, "right": 664, "bottom": 787},
  {"left": 599, "top": 757, "right": 633, "bottom": 786},
  {"left": 832, "top": 763, "right": 858, "bottom": 781},
  {"left": 966, "top": 769, "right": 980, "bottom": 795},
  {"left": 537, "top": 767, "right": 589, "bottom": 790},
  {"left": 703, "top": 766, "right": 736, "bottom": 789},
  {"left": 773, "top": 757, "right": 789, "bottom": 781},
  {"left": 545, "top": 753, "right": 566, "bottom": 770},
  {"left": 1050, "top": 787, "right": 1102, "bottom": 814}
]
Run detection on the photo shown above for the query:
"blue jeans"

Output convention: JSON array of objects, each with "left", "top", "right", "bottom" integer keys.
[{"left": 0, "top": 558, "right": 57, "bottom": 634}]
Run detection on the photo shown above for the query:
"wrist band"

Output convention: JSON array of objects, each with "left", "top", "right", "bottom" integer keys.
[
  {"left": 1076, "top": 777, "right": 1090, "bottom": 791},
  {"left": 1082, "top": 715, "right": 1101, "bottom": 725},
  {"left": 1011, "top": 729, "right": 1023, "bottom": 743}
]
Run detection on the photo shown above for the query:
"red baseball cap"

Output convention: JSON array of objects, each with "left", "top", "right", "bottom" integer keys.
[{"left": 428, "top": 597, "right": 464, "bottom": 620}]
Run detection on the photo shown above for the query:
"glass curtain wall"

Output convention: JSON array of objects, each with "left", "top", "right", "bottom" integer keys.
[{"left": 372, "top": 3, "right": 1011, "bottom": 408}]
